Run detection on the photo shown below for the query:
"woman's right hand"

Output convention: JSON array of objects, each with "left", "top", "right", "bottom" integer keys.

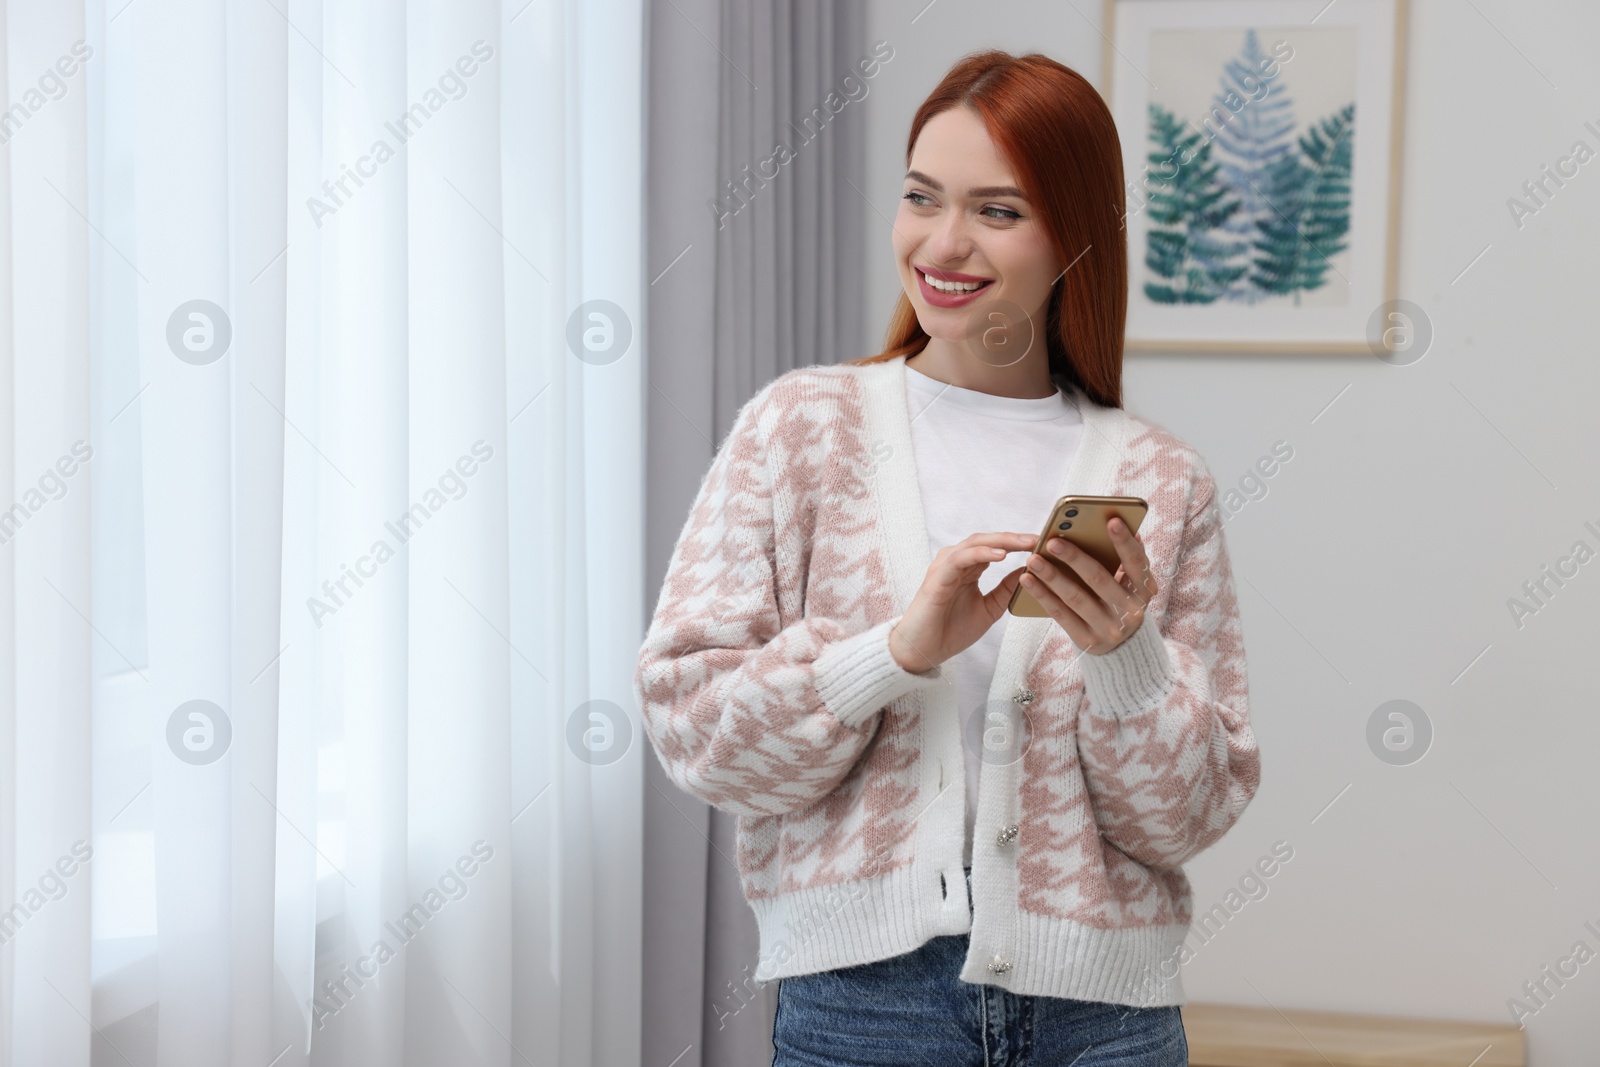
[{"left": 888, "top": 532, "right": 1040, "bottom": 674}]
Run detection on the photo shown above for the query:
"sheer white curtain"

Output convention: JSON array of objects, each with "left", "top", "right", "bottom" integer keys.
[{"left": 0, "top": 1, "right": 642, "bottom": 1065}]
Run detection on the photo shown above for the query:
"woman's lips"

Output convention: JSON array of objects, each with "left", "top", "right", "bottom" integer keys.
[{"left": 915, "top": 267, "right": 994, "bottom": 309}]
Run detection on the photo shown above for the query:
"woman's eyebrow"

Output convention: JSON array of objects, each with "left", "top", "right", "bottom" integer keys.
[{"left": 904, "top": 169, "right": 1026, "bottom": 199}]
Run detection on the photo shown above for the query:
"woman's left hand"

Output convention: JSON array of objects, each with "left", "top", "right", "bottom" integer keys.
[{"left": 1017, "top": 515, "right": 1159, "bottom": 655}]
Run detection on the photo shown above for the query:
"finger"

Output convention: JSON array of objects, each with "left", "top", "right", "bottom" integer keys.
[
  {"left": 1107, "top": 516, "right": 1159, "bottom": 602},
  {"left": 931, "top": 541, "right": 1031, "bottom": 596},
  {"left": 1088, "top": 518, "right": 1152, "bottom": 604},
  {"left": 959, "top": 531, "right": 1045, "bottom": 554},
  {"left": 1018, "top": 571, "right": 1096, "bottom": 647},
  {"left": 1044, "top": 537, "right": 1135, "bottom": 609},
  {"left": 1024, "top": 553, "right": 1121, "bottom": 640},
  {"left": 954, "top": 542, "right": 1022, "bottom": 574},
  {"left": 1025, "top": 566, "right": 1134, "bottom": 654},
  {"left": 1035, "top": 540, "right": 1132, "bottom": 628},
  {"left": 983, "top": 566, "right": 1025, "bottom": 617},
  {"left": 937, "top": 533, "right": 1042, "bottom": 576}
]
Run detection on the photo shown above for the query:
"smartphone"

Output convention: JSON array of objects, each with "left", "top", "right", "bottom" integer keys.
[{"left": 1006, "top": 495, "right": 1149, "bottom": 617}]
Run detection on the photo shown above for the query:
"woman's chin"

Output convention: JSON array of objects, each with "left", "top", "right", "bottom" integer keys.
[
  {"left": 911, "top": 306, "right": 980, "bottom": 344},
  {"left": 921, "top": 323, "right": 966, "bottom": 343}
]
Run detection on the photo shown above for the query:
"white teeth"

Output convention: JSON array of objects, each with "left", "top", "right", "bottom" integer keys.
[{"left": 921, "top": 270, "right": 987, "bottom": 293}]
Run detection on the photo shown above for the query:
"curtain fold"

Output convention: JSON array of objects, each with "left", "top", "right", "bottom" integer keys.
[
  {"left": 0, "top": 1, "right": 644, "bottom": 1064},
  {"left": 1, "top": 3, "right": 93, "bottom": 1064},
  {"left": 642, "top": 2, "right": 868, "bottom": 1065}
]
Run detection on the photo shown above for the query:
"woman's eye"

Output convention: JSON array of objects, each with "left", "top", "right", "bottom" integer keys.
[
  {"left": 901, "top": 191, "right": 932, "bottom": 207},
  {"left": 982, "top": 205, "right": 1021, "bottom": 220}
]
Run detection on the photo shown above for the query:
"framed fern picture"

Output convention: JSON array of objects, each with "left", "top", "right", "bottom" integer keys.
[{"left": 1102, "top": 0, "right": 1409, "bottom": 353}]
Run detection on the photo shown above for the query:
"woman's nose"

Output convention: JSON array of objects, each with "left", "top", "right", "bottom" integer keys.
[{"left": 926, "top": 209, "right": 972, "bottom": 262}]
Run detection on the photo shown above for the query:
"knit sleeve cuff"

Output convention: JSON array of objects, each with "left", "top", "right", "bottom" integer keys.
[
  {"left": 1079, "top": 615, "right": 1174, "bottom": 719},
  {"left": 815, "top": 615, "right": 945, "bottom": 730}
]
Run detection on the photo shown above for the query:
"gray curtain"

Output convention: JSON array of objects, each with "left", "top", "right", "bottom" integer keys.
[{"left": 642, "top": 2, "right": 869, "bottom": 1065}]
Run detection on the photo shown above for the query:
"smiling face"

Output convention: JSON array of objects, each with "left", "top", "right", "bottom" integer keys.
[{"left": 894, "top": 105, "right": 1064, "bottom": 351}]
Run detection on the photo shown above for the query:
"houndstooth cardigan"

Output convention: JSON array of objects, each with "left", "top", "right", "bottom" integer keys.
[{"left": 633, "top": 353, "right": 1259, "bottom": 1007}]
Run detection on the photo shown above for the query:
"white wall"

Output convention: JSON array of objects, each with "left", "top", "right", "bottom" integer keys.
[{"left": 856, "top": 1, "right": 1600, "bottom": 1059}]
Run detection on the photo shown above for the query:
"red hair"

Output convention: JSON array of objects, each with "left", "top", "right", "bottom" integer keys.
[{"left": 848, "top": 50, "right": 1128, "bottom": 408}]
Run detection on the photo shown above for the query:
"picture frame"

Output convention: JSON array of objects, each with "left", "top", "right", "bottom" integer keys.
[{"left": 1101, "top": 0, "right": 1410, "bottom": 354}]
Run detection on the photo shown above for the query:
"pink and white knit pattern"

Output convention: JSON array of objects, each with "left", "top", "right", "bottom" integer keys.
[
  {"left": 635, "top": 356, "right": 1259, "bottom": 1002},
  {"left": 1016, "top": 424, "right": 1253, "bottom": 929},
  {"left": 638, "top": 364, "right": 930, "bottom": 898}
]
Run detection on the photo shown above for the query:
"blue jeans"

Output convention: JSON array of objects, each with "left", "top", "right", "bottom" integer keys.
[{"left": 771, "top": 871, "right": 1187, "bottom": 1066}]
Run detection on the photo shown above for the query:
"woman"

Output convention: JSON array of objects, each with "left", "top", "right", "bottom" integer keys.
[{"left": 635, "top": 50, "right": 1259, "bottom": 1066}]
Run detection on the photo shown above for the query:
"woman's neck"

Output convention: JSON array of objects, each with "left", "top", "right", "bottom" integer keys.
[{"left": 905, "top": 336, "right": 1058, "bottom": 399}]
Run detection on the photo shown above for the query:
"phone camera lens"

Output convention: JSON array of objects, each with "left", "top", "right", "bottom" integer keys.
[
  {"left": 1064, "top": 508, "right": 1079, "bottom": 517},
  {"left": 1058, "top": 521, "right": 1072, "bottom": 530}
]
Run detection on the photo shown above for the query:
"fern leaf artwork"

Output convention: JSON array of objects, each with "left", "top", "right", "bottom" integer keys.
[
  {"left": 1250, "top": 104, "right": 1355, "bottom": 302},
  {"left": 1249, "top": 147, "right": 1313, "bottom": 298},
  {"left": 1141, "top": 29, "right": 1357, "bottom": 308},
  {"left": 1206, "top": 29, "right": 1300, "bottom": 304},
  {"left": 1142, "top": 103, "right": 1249, "bottom": 304}
]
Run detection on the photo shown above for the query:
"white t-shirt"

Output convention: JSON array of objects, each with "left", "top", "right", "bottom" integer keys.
[{"left": 902, "top": 362, "right": 1083, "bottom": 866}]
